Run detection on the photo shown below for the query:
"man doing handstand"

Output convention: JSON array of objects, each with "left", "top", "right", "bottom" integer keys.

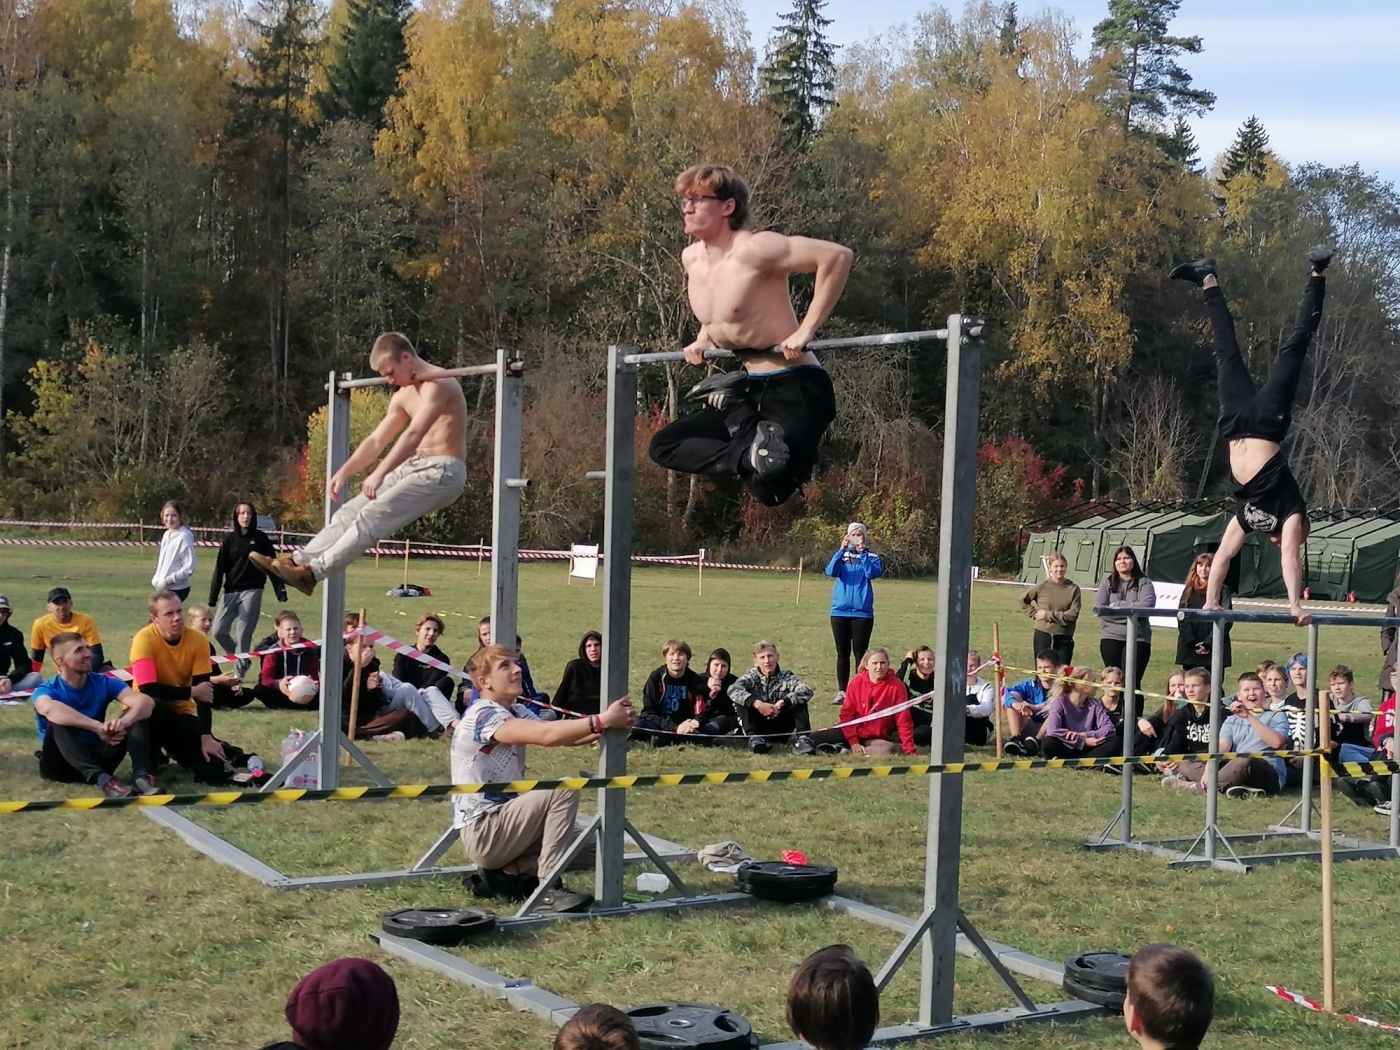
[
  {"left": 648, "top": 164, "right": 853, "bottom": 507},
  {"left": 1170, "top": 246, "right": 1332, "bottom": 625},
  {"left": 254, "top": 333, "right": 468, "bottom": 595}
]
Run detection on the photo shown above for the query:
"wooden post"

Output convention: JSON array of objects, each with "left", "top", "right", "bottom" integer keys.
[
  {"left": 698, "top": 548, "right": 705, "bottom": 597},
  {"left": 477, "top": 537, "right": 485, "bottom": 577},
  {"left": 795, "top": 557, "right": 804, "bottom": 605},
  {"left": 1318, "top": 705, "right": 1336, "bottom": 1012},
  {"left": 343, "top": 608, "right": 368, "bottom": 766},
  {"left": 992, "top": 621, "right": 1005, "bottom": 758},
  {"left": 402, "top": 539, "right": 411, "bottom": 587}
]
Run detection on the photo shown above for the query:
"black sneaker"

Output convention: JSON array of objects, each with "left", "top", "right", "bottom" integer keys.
[
  {"left": 1168, "top": 257, "right": 1218, "bottom": 285},
  {"left": 686, "top": 370, "right": 749, "bottom": 411},
  {"left": 1307, "top": 244, "right": 1335, "bottom": 272},
  {"left": 748, "top": 422, "right": 790, "bottom": 477},
  {"left": 793, "top": 735, "right": 816, "bottom": 756},
  {"left": 1362, "top": 779, "right": 1391, "bottom": 807},
  {"left": 816, "top": 742, "right": 849, "bottom": 755},
  {"left": 749, "top": 737, "right": 772, "bottom": 755},
  {"left": 1021, "top": 737, "right": 1041, "bottom": 757},
  {"left": 535, "top": 889, "right": 593, "bottom": 914},
  {"left": 1003, "top": 739, "right": 1025, "bottom": 756},
  {"left": 1336, "top": 777, "right": 1370, "bottom": 808},
  {"left": 475, "top": 867, "right": 538, "bottom": 902},
  {"left": 1101, "top": 763, "right": 1123, "bottom": 776}
]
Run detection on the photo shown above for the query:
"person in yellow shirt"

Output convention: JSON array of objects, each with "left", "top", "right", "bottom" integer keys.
[
  {"left": 30, "top": 587, "right": 106, "bottom": 677},
  {"left": 130, "top": 590, "right": 230, "bottom": 784}
]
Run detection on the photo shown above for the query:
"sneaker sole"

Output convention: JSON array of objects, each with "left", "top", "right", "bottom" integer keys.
[
  {"left": 749, "top": 422, "right": 790, "bottom": 477},
  {"left": 1225, "top": 787, "right": 1265, "bottom": 800}
]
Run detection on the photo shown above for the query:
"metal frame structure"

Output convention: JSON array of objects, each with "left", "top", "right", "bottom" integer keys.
[{"left": 1087, "top": 605, "right": 1400, "bottom": 873}]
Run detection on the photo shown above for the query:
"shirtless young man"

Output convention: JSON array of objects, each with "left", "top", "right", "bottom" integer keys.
[
  {"left": 1170, "top": 246, "right": 1333, "bottom": 625},
  {"left": 253, "top": 333, "right": 468, "bottom": 596},
  {"left": 648, "top": 164, "right": 853, "bottom": 507}
]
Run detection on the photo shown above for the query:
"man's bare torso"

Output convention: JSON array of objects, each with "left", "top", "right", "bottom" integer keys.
[
  {"left": 395, "top": 378, "right": 469, "bottom": 461},
  {"left": 1228, "top": 437, "right": 1279, "bottom": 487},
  {"left": 685, "top": 231, "right": 819, "bottom": 374}
]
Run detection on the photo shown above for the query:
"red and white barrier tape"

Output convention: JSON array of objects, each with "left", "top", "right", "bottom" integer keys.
[{"left": 1267, "top": 985, "right": 1400, "bottom": 1033}]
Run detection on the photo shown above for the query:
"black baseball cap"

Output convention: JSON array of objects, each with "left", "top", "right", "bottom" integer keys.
[{"left": 47, "top": 587, "right": 72, "bottom": 603}]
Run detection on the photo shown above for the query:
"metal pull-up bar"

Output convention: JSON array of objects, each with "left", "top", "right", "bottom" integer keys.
[
  {"left": 621, "top": 326, "right": 982, "bottom": 366},
  {"left": 336, "top": 360, "right": 514, "bottom": 390},
  {"left": 1095, "top": 605, "right": 1400, "bottom": 628}
]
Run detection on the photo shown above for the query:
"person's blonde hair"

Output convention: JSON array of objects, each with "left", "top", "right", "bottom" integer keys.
[
  {"left": 1046, "top": 550, "right": 1067, "bottom": 569},
  {"left": 468, "top": 643, "right": 516, "bottom": 688},
  {"left": 753, "top": 640, "right": 778, "bottom": 656},
  {"left": 369, "top": 331, "right": 415, "bottom": 367},
  {"left": 185, "top": 603, "right": 212, "bottom": 623},
  {"left": 856, "top": 646, "right": 890, "bottom": 673},
  {"left": 674, "top": 164, "right": 752, "bottom": 229}
]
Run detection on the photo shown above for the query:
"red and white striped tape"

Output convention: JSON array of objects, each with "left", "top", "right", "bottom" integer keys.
[{"left": 1267, "top": 985, "right": 1400, "bottom": 1033}]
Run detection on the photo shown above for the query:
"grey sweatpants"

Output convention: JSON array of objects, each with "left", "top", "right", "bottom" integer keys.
[
  {"left": 295, "top": 455, "right": 467, "bottom": 580},
  {"left": 213, "top": 589, "right": 263, "bottom": 679}
]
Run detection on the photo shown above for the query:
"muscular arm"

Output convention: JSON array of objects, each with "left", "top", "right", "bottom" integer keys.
[
  {"left": 747, "top": 232, "right": 853, "bottom": 353},
  {"left": 329, "top": 397, "right": 411, "bottom": 499}
]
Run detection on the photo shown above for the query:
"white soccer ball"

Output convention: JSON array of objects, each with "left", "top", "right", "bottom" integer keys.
[{"left": 287, "top": 675, "right": 318, "bottom": 705}]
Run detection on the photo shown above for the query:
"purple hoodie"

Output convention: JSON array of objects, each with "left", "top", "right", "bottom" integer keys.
[{"left": 1044, "top": 697, "right": 1115, "bottom": 749}]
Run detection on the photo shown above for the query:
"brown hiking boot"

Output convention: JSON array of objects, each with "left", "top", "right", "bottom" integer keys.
[{"left": 264, "top": 556, "right": 317, "bottom": 597}]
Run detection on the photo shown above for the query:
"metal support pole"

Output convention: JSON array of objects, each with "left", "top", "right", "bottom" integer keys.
[
  {"left": 915, "top": 314, "right": 982, "bottom": 1027},
  {"left": 490, "top": 351, "right": 525, "bottom": 647},
  {"left": 319, "top": 371, "right": 351, "bottom": 790},
  {"left": 1120, "top": 615, "right": 1138, "bottom": 844},
  {"left": 1205, "top": 620, "right": 1226, "bottom": 861},
  {"left": 597, "top": 344, "right": 637, "bottom": 908},
  {"left": 1300, "top": 623, "right": 1320, "bottom": 835}
]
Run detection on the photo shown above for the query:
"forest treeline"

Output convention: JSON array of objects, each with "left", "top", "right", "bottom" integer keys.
[{"left": 1, "top": 0, "right": 1397, "bottom": 571}]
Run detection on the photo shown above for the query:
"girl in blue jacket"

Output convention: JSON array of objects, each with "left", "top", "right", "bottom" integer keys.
[{"left": 825, "top": 522, "right": 883, "bottom": 704}]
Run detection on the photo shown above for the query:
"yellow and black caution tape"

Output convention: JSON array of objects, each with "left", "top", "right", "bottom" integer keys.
[
  {"left": 0, "top": 749, "right": 1333, "bottom": 814},
  {"left": 1335, "top": 760, "right": 1400, "bottom": 778}
]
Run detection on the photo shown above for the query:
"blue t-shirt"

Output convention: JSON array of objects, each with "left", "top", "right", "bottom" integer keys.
[
  {"left": 1221, "top": 708, "right": 1291, "bottom": 788},
  {"left": 1002, "top": 675, "right": 1051, "bottom": 712},
  {"left": 31, "top": 673, "right": 128, "bottom": 745}
]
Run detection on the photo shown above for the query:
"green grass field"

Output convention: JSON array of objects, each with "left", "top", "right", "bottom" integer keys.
[{"left": 3, "top": 547, "right": 1399, "bottom": 1049}]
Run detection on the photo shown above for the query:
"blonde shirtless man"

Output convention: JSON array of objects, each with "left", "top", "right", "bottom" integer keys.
[
  {"left": 253, "top": 333, "right": 468, "bottom": 596},
  {"left": 648, "top": 164, "right": 853, "bottom": 507}
]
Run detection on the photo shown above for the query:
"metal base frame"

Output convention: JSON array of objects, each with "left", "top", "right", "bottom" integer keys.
[
  {"left": 1087, "top": 828, "right": 1398, "bottom": 874},
  {"left": 143, "top": 806, "right": 694, "bottom": 891}
]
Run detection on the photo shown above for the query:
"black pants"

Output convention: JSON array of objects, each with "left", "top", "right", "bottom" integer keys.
[
  {"left": 39, "top": 722, "right": 153, "bottom": 783},
  {"left": 831, "top": 616, "right": 875, "bottom": 691},
  {"left": 1208, "top": 276, "right": 1324, "bottom": 445},
  {"left": 913, "top": 716, "right": 990, "bottom": 748},
  {"left": 631, "top": 715, "right": 734, "bottom": 745},
  {"left": 1100, "top": 639, "right": 1151, "bottom": 717},
  {"left": 253, "top": 684, "right": 315, "bottom": 710},
  {"left": 150, "top": 703, "right": 229, "bottom": 784},
  {"left": 211, "top": 683, "right": 255, "bottom": 709},
  {"left": 736, "top": 702, "right": 811, "bottom": 742},
  {"left": 1032, "top": 630, "right": 1074, "bottom": 666},
  {"left": 1042, "top": 734, "right": 1122, "bottom": 760},
  {"left": 648, "top": 366, "right": 838, "bottom": 507}
]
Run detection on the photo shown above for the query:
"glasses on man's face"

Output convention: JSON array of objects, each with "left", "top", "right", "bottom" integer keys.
[{"left": 677, "top": 195, "right": 722, "bottom": 211}]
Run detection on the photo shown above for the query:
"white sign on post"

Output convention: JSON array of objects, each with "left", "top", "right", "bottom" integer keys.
[
  {"left": 1149, "top": 582, "right": 1185, "bottom": 631},
  {"left": 569, "top": 543, "right": 600, "bottom": 581}
]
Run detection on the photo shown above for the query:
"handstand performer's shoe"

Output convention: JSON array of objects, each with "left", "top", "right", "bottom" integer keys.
[
  {"left": 687, "top": 369, "right": 750, "bottom": 411},
  {"left": 1307, "top": 244, "right": 1335, "bottom": 272},
  {"left": 1168, "top": 257, "right": 1218, "bottom": 285}
]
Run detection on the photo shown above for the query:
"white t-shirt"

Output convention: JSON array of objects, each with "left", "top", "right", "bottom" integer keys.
[{"left": 450, "top": 698, "right": 538, "bottom": 829}]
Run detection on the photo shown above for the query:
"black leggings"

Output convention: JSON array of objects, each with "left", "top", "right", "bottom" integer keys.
[
  {"left": 649, "top": 366, "right": 838, "bottom": 507},
  {"left": 831, "top": 616, "right": 875, "bottom": 691},
  {"left": 39, "top": 722, "right": 153, "bottom": 783},
  {"left": 1032, "top": 630, "right": 1074, "bottom": 666},
  {"left": 1208, "top": 276, "right": 1324, "bottom": 444},
  {"left": 1042, "top": 735, "right": 1123, "bottom": 760},
  {"left": 1100, "top": 639, "right": 1151, "bottom": 717}
]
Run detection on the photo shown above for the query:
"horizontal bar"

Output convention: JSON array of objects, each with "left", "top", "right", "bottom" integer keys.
[
  {"left": 1094, "top": 606, "right": 1400, "bottom": 628},
  {"left": 584, "top": 470, "right": 607, "bottom": 480},
  {"left": 337, "top": 362, "right": 501, "bottom": 390},
  {"left": 622, "top": 328, "right": 952, "bottom": 365}
]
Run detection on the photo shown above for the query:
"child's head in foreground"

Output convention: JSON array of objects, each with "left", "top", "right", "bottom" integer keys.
[
  {"left": 1124, "top": 943, "right": 1215, "bottom": 1049},
  {"left": 787, "top": 944, "right": 880, "bottom": 1050},
  {"left": 555, "top": 1004, "right": 639, "bottom": 1050}
]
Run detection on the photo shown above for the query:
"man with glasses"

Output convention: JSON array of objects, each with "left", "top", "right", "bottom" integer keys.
[{"left": 648, "top": 164, "right": 853, "bottom": 507}]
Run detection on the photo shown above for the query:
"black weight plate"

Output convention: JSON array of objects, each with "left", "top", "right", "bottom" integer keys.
[
  {"left": 737, "top": 862, "right": 838, "bottom": 888},
  {"left": 381, "top": 908, "right": 496, "bottom": 945},
  {"left": 626, "top": 1002, "right": 758, "bottom": 1050},
  {"left": 1063, "top": 951, "right": 1131, "bottom": 993},
  {"left": 1063, "top": 970, "right": 1126, "bottom": 1009},
  {"left": 735, "top": 876, "right": 836, "bottom": 902}
]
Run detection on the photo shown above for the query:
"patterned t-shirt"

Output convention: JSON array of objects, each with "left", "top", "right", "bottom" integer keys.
[{"left": 450, "top": 698, "right": 538, "bottom": 829}]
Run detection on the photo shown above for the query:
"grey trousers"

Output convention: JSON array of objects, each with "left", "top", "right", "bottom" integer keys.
[
  {"left": 214, "top": 589, "right": 264, "bottom": 679},
  {"left": 460, "top": 790, "right": 595, "bottom": 878}
]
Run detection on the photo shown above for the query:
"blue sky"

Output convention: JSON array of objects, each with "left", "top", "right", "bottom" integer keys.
[{"left": 737, "top": 0, "right": 1400, "bottom": 189}]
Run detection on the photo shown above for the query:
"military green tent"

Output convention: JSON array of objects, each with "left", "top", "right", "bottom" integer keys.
[
  {"left": 1302, "top": 519, "right": 1400, "bottom": 602},
  {"left": 1019, "top": 509, "right": 1229, "bottom": 587}
]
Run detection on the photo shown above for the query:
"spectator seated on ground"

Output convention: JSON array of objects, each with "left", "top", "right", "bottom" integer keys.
[
  {"left": 1039, "top": 669, "right": 1121, "bottom": 761},
  {"left": 1274, "top": 652, "right": 1319, "bottom": 786},
  {"left": 0, "top": 593, "right": 35, "bottom": 696},
  {"left": 31, "top": 632, "right": 157, "bottom": 798},
  {"left": 553, "top": 630, "right": 602, "bottom": 716},
  {"left": 1124, "top": 943, "right": 1215, "bottom": 1050},
  {"left": 1336, "top": 667, "right": 1396, "bottom": 812},
  {"left": 29, "top": 587, "right": 106, "bottom": 688},
  {"left": 453, "top": 644, "right": 636, "bottom": 912},
  {"left": 338, "top": 615, "right": 442, "bottom": 741},
  {"left": 634, "top": 638, "right": 734, "bottom": 745},
  {"left": 1002, "top": 650, "right": 1062, "bottom": 755},
  {"left": 797, "top": 647, "right": 915, "bottom": 757},
  {"left": 963, "top": 649, "right": 997, "bottom": 748},
  {"left": 729, "top": 640, "right": 814, "bottom": 755},
  {"left": 257, "top": 956, "right": 399, "bottom": 1050},
  {"left": 702, "top": 647, "right": 740, "bottom": 732},
  {"left": 1327, "top": 663, "right": 1373, "bottom": 748},
  {"left": 897, "top": 645, "right": 936, "bottom": 741},
  {"left": 1154, "top": 668, "right": 1215, "bottom": 770},
  {"left": 185, "top": 604, "right": 251, "bottom": 709},
  {"left": 130, "top": 590, "right": 240, "bottom": 785},
  {"left": 786, "top": 945, "right": 880, "bottom": 1050},
  {"left": 391, "top": 614, "right": 458, "bottom": 719},
  {"left": 253, "top": 611, "right": 321, "bottom": 709},
  {"left": 1137, "top": 672, "right": 1184, "bottom": 745},
  {"left": 554, "top": 1004, "right": 640, "bottom": 1050},
  {"left": 1096, "top": 665, "right": 1128, "bottom": 743},
  {"left": 1163, "top": 672, "right": 1288, "bottom": 798}
]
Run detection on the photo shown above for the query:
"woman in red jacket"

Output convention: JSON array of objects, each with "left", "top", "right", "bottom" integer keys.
[{"left": 795, "top": 647, "right": 916, "bottom": 756}]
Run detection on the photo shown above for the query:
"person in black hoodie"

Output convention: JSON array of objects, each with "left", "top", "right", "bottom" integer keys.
[
  {"left": 209, "top": 502, "right": 287, "bottom": 680},
  {"left": 555, "top": 630, "right": 603, "bottom": 715},
  {"left": 634, "top": 639, "right": 730, "bottom": 745},
  {"left": 1156, "top": 668, "right": 1216, "bottom": 784}
]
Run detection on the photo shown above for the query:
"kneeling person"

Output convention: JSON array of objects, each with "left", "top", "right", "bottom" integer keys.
[
  {"left": 32, "top": 633, "right": 156, "bottom": 797},
  {"left": 451, "top": 644, "right": 637, "bottom": 912}
]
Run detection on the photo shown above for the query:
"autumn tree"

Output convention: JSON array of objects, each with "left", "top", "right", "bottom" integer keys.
[
  {"left": 319, "top": 0, "right": 409, "bottom": 125},
  {"left": 1219, "top": 115, "right": 1271, "bottom": 185},
  {"left": 760, "top": 0, "right": 837, "bottom": 149},
  {"left": 1091, "top": 0, "right": 1215, "bottom": 136}
]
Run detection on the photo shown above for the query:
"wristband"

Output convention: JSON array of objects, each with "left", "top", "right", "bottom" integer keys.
[{"left": 589, "top": 714, "right": 600, "bottom": 734}]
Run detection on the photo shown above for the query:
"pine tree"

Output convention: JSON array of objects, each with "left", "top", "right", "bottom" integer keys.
[
  {"left": 1160, "top": 115, "right": 1201, "bottom": 173},
  {"left": 319, "top": 0, "right": 410, "bottom": 126},
  {"left": 1092, "top": 0, "right": 1215, "bottom": 135},
  {"left": 1219, "top": 116, "right": 1270, "bottom": 184},
  {"left": 760, "top": 0, "right": 838, "bottom": 150}
]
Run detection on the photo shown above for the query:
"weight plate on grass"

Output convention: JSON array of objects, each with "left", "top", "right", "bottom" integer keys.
[
  {"left": 1063, "top": 950, "right": 1130, "bottom": 993},
  {"left": 1062, "top": 970, "right": 1126, "bottom": 1009},
  {"left": 735, "top": 861, "right": 838, "bottom": 889},
  {"left": 734, "top": 878, "right": 835, "bottom": 902},
  {"left": 381, "top": 907, "right": 496, "bottom": 945},
  {"left": 626, "top": 1002, "right": 758, "bottom": 1050}
]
